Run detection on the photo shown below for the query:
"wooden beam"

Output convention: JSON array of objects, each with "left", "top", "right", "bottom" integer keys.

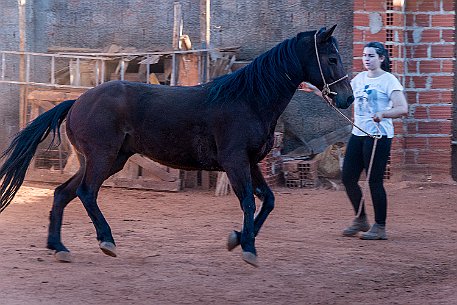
[
  {"left": 200, "top": 0, "right": 211, "bottom": 82},
  {"left": 172, "top": 2, "right": 183, "bottom": 50},
  {"left": 129, "top": 154, "right": 178, "bottom": 182},
  {"left": 18, "top": 0, "right": 27, "bottom": 128}
]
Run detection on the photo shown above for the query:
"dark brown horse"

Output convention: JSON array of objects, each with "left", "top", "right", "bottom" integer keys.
[{"left": 0, "top": 25, "right": 353, "bottom": 266}]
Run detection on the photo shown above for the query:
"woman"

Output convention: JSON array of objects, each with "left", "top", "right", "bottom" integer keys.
[{"left": 341, "top": 42, "right": 408, "bottom": 240}]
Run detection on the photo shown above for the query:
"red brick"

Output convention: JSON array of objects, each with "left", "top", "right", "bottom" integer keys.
[
  {"left": 364, "top": 1, "right": 385, "bottom": 11},
  {"left": 431, "top": 76, "right": 453, "bottom": 89},
  {"left": 419, "top": 60, "right": 440, "bottom": 73},
  {"left": 405, "top": 45, "right": 413, "bottom": 57},
  {"left": 418, "top": 91, "right": 443, "bottom": 103},
  {"left": 411, "top": 45, "right": 429, "bottom": 58},
  {"left": 353, "top": 43, "right": 364, "bottom": 57},
  {"left": 353, "top": 0, "right": 364, "bottom": 9},
  {"left": 404, "top": 150, "right": 417, "bottom": 164},
  {"left": 428, "top": 137, "right": 451, "bottom": 149},
  {"left": 392, "top": 14, "right": 404, "bottom": 27},
  {"left": 406, "top": 91, "right": 418, "bottom": 104},
  {"left": 417, "top": 150, "right": 451, "bottom": 165},
  {"left": 440, "top": 91, "right": 453, "bottom": 103},
  {"left": 354, "top": 13, "right": 370, "bottom": 27},
  {"left": 415, "top": 0, "right": 440, "bottom": 11},
  {"left": 421, "top": 29, "right": 442, "bottom": 43},
  {"left": 441, "top": 30, "right": 454, "bottom": 43},
  {"left": 413, "top": 106, "right": 428, "bottom": 119},
  {"left": 353, "top": 29, "right": 364, "bottom": 42},
  {"left": 441, "top": 60, "right": 454, "bottom": 73},
  {"left": 394, "top": 121, "right": 407, "bottom": 132},
  {"left": 429, "top": 105, "right": 452, "bottom": 119},
  {"left": 365, "top": 30, "right": 387, "bottom": 42},
  {"left": 406, "top": 122, "right": 418, "bottom": 133},
  {"left": 417, "top": 121, "right": 452, "bottom": 134},
  {"left": 391, "top": 60, "right": 404, "bottom": 73},
  {"left": 411, "top": 76, "right": 429, "bottom": 88},
  {"left": 415, "top": 14, "right": 430, "bottom": 26},
  {"left": 352, "top": 60, "right": 364, "bottom": 72},
  {"left": 405, "top": 14, "right": 415, "bottom": 27},
  {"left": 442, "top": 0, "right": 454, "bottom": 11},
  {"left": 431, "top": 45, "right": 454, "bottom": 58},
  {"left": 404, "top": 137, "right": 428, "bottom": 149},
  {"left": 431, "top": 15, "right": 454, "bottom": 27},
  {"left": 417, "top": 91, "right": 454, "bottom": 104}
]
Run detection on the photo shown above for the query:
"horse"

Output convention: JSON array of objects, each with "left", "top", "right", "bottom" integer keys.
[{"left": 0, "top": 25, "right": 354, "bottom": 266}]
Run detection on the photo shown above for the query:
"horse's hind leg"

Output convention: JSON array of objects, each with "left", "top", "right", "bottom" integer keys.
[
  {"left": 227, "top": 164, "right": 274, "bottom": 252},
  {"left": 47, "top": 169, "right": 84, "bottom": 262},
  {"left": 48, "top": 150, "right": 131, "bottom": 262},
  {"left": 76, "top": 148, "right": 132, "bottom": 257}
]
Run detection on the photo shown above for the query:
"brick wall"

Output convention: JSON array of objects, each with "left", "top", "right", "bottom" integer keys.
[{"left": 353, "top": 0, "right": 455, "bottom": 181}]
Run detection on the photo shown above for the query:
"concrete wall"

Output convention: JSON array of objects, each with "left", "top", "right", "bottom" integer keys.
[
  {"left": 0, "top": 0, "right": 354, "bottom": 153},
  {"left": 0, "top": 0, "right": 24, "bottom": 149}
]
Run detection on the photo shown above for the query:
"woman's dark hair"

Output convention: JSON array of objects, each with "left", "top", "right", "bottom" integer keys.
[{"left": 364, "top": 41, "right": 391, "bottom": 72}]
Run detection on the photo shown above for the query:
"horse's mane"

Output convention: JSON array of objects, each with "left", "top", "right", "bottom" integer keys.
[{"left": 208, "top": 31, "right": 313, "bottom": 104}]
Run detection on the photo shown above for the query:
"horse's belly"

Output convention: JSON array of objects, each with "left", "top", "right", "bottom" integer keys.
[{"left": 136, "top": 135, "right": 221, "bottom": 171}]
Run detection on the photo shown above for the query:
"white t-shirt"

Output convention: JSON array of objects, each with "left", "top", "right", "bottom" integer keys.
[{"left": 350, "top": 71, "right": 404, "bottom": 138}]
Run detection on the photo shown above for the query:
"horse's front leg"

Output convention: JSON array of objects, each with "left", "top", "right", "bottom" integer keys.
[
  {"left": 222, "top": 159, "right": 258, "bottom": 266},
  {"left": 227, "top": 164, "right": 274, "bottom": 253}
]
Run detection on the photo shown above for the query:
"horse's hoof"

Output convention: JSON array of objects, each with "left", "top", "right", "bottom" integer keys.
[
  {"left": 99, "top": 242, "right": 117, "bottom": 257},
  {"left": 242, "top": 251, "right": 258, "bottom": 267},
  {"left": 55, "top": 251, "right": 72, "bottom": 263},
  {"left": 227, "top": 231, "right": 240, "bottom": 251}
]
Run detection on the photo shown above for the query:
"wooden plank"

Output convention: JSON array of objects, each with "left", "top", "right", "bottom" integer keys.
[
  {"left": 25, "top": 169, "right": 180, "bottom": 192},
  {"left": 129, "top": 155, "right": 178, "bottom": 182},
  {"left": 103, "top": 177, "right": 180, "bottom": 192},
  {"left": 172, "top": 2, "right": 183, "bottom": 50}
]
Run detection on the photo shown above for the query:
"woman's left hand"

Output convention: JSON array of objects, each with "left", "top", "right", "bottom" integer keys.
[{"left": 373, "top": 112, "right": 384, "bottom": 122}]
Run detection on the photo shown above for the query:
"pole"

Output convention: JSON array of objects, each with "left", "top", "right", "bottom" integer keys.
[
  {"left": 200, "top": 0, "right": 210, "bottom": 83},
  {"left": 18, "top": 0, "right": 27, "bottom": 128}
]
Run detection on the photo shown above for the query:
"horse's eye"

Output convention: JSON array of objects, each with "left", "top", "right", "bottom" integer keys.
[{"left": 329, "top": 58, "right": 338, "bottom": 64}]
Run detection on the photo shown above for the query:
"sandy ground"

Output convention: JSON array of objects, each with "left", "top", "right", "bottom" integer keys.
[{"left": 0, "top": 181, "right": 456, "bottom": 305}]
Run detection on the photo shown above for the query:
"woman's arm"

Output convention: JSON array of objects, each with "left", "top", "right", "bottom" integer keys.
[{"left": 373, "top": 90, "right": 408, "bottom": 122}]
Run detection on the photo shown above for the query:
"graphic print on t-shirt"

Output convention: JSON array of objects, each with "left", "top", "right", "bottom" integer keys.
[{"left": 356, "top": 84, "right": 378, "bottom": 116}]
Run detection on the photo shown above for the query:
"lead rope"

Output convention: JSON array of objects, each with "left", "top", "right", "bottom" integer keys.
[
  {"left": 325, "top": 100, "right": 381, "bottom": 218},
  {"left": 325, "top": 98, "right": 381, "bottom": 219},
  {"left": 313, "top": 31, "right": 382, "bottom": 220}
]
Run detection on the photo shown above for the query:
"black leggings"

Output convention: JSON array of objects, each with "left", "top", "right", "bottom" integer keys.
[{"left": 341, "top": 135, "right": 392, "bottom": 226}]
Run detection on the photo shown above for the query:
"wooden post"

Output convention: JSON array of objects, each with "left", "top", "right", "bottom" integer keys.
[
  {"left": 200, "top": 0, "right": 210, "bottom": 83},
  {"left": 171, "top": 2, "right": 183, "bottom": 86},
  {"left": 18, "top": 0, "right": 27, "bottom": 128},
  {"left": 172, "top": 2, "right": 182, "bottom": 50}
]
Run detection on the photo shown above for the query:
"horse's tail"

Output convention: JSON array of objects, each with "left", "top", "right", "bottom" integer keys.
[{"left": 0, "top": 99, "right": 77, "bottom": 213}]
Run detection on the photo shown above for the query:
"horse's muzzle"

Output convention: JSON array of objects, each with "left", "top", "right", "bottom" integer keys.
[{"left": 338, "top": 95, "right": 354, "bottom": 109}]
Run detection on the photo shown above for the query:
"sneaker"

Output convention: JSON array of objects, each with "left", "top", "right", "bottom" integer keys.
[
  {"left": 342, "top": 217, "right": 370, "bottom": 237},
  {"left": 360, "top": 223, "right": 387, "bottom": 240}
]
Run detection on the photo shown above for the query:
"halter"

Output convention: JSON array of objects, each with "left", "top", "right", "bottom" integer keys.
[
  {"left": 313, "top": 31, "right": 381, "bottom": 140},
  {"left": 313, "top": 31, "right": 348, "bottom": 101}
]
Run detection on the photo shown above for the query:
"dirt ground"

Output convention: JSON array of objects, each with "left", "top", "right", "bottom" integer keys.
[{"left": 0, "top": 180, "right": 456, "bottom": 305}]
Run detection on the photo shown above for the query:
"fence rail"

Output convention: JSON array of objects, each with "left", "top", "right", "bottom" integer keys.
[{"left": 0, "top": 48, "right": 222, "bottom": 89}]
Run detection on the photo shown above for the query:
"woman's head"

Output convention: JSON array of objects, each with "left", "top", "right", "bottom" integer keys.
[{"left": 362, "top": 42, "right": 391, "bottom": 72}]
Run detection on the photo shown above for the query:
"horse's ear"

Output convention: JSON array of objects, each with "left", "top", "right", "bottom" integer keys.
[{"left": 317, "top": 24, "right": 337, "bottom": 42}]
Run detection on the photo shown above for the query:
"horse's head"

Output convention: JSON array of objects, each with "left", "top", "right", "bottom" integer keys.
[{"left": 296, "top": 25, "right": 354, "bottom": 109}]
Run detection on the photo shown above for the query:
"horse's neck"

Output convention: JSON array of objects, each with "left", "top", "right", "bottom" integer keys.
[{"left": 259, "top": 90, "right": 297, "bottom": 127}]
